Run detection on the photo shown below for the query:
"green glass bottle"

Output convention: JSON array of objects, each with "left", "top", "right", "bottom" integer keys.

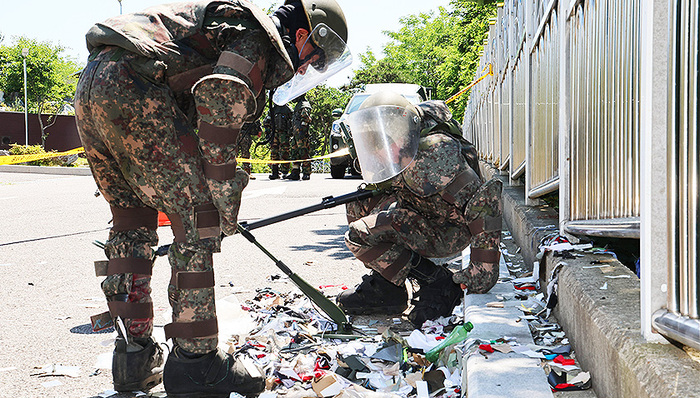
[{"left": 425, "top": 322, "right": 474, "bottom": 363}]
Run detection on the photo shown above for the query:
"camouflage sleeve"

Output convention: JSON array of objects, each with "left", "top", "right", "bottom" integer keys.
[
  {"left": 192, "top": 24, "right": 275, "bottom": 235},
  {"left": 193, "top": 27, "right": 271, "bottom": 128},
  {"left": 452, "top": 179, "right": 503, "bottom": 293}
]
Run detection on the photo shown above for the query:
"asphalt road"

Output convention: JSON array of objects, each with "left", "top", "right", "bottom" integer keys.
[{"left": 0, "top": 170, "right": 371, "bottom": 397}]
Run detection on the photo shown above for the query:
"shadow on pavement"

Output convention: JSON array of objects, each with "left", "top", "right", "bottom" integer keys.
[
  {"left": 290, "top": 225, "right": 354, "bottom": 260},
  {"left": 70, "top": 323, "right": 115, "bottom": 335}
]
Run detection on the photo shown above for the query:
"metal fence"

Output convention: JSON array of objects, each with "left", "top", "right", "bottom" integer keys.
[
  {"left": 568, "top": 0, "right": 640, "bottom": 232},
  {"left": 463, "top": 0, "right": 700, "bottom": 349},
  {"left": 463, "top": 0, "right": 640, "bottom": 238},
  {"left": 529, "top": 4, "right": 559, "bottom": 197},
  {"left": 652, "top": 0, "right": 700, "bottom": 348}
]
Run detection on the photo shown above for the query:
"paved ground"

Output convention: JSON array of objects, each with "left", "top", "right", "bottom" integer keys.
[{"left": 0, "top": 170, "right": 374, "bottom": 397}]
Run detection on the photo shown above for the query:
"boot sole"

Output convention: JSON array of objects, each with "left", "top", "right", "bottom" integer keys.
[{"left": 114, "top": 372, "right": 162, "bottom": 392}]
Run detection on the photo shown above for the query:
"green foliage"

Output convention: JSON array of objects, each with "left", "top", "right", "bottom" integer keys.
[
  {"left": 245, "top": 85, "right": 350, "bottom": 174},
  {"left": 0, "top": 36, "right": 81, "bottom": 113},
  {"left": 305, "top": 85, "right": 353, "bottom": 154},
  {"left": 8, "top": 144, "right": 61, "bottom": 166},
  {"left": 349, "top": 1, "right": 496, "bottom": 122}
]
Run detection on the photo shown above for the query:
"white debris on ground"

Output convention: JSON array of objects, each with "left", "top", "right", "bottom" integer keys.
[{"left": 90, "top": 230, "right": 613, "bottom": 397}]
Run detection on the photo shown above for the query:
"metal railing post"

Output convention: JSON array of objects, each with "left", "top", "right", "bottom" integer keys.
[
  {"left": 639, "top": 0, "right": 669, "bottom": 342},
  {"left": 525, "top": 0, "right": 535, "bottom": 204}
]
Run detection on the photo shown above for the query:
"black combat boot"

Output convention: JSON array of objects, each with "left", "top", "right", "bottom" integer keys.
[
  {"left": 287, "top": 168, "right": 301, "bottom": 180},
  {"left": 163, "top": 346, "right": 265, "bottom": 398},
  {"left": 302, "top": 173, "right": 311, "bottom": 180},
  {"left": 337, "top": 271, "right": 408, "bottom": 314},
  {"left": 407, "top": 256, "right": 463, "bottom": 327},
  {"left": 112, "top": 336, "right": 164, "bottom": 392},
  {"left": 269, "top": 164, "right": 280, "bottom": 180}
]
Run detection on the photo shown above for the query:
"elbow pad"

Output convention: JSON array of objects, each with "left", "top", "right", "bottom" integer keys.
[{"left": 192, "top": 73, "right": 257, "bottom": 127}]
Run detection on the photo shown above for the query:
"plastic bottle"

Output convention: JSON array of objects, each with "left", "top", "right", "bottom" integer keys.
[{"left": 425, "top": 322, "right": 474, "bottom": 363}]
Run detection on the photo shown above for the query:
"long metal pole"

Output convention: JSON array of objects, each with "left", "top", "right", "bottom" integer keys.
[{"left": 23, "top": 55, "right": 28, "bottom": 147}]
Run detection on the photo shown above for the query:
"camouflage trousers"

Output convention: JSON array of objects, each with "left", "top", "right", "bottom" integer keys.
[
  {"left": 237, "top": 132, "right": 253, "bottom": 175},
  {"left": 75, "top": 50, "right": 246, "bottom": 354},
  {"left": 291, "top": 127, "right": 312, "bottom": 175},
  {"left": 345, "top": 194, "right": 473, "bottom": 285},
  {"left": 270, "top": 129, "right": 293, "bottom": 174}
]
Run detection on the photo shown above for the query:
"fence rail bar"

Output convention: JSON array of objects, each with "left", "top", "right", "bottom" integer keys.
[
  {"left": 531, "top": 0, "right": 559, "bottom": 52},
  {"left": 528, "top": 178, "right": 559, "bottom": 199},
  {"left": 563, "top": 217, "right": 640, "bottom": 239},
  {"left": 652, "top": 310, "right": 700, "bottom": 351}
]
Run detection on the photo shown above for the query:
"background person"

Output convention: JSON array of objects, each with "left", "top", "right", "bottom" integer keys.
[
  {"left": 265, "top": 104, "right": 294, "bottom": 179},
  {"left": 289, "top": 94, "right": 313, "bottom": 180}
]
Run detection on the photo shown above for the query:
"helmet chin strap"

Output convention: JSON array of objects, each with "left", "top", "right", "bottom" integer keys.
[{"left": 271, "top": 15, "right": 300, "bottom": 70}]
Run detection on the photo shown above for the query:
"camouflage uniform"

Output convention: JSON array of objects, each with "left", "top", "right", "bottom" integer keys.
[
  {"left": 75, "top": 0, "right": 294, "bottom": 354},
  {"left": 345, "top": 101, "right": 502, "bottom": 294},
  {"left": 291, "top": 97, "right": 313, "bottom": 176},
  {"left": 266, "top": 104, "right": 294, "bottom": 175},
  {"left": 237, "top": 121, "right": 262, "bottom": 175}
]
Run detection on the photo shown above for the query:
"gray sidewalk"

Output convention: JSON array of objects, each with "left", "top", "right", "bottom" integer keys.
[{"left": 0, "top": 164, "right": 92, "bottom": 176}]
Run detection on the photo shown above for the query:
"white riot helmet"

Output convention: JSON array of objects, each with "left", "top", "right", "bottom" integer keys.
[{"left": 347, "top": 91, "right": 421, "bottom": 183}]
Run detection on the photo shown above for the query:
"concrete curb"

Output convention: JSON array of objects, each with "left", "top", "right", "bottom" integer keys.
[
  {"left": 463, "top": 262, "right": 553, "bottom": 398},
  {"left": 0, "top": 164, "right": 92, "bottom": 176},
  {"left": 484, "top": 164, "right": 700, "bottom": 397}
]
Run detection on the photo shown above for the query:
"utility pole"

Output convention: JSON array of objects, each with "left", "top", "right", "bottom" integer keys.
[
  {"left": 118, "top": 0, "right": 122, "bottom": 15},
  {"left": 21, "top": 47, "right": 28, "bottom": 146}
]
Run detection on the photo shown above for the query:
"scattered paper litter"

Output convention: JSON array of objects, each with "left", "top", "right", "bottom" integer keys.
[
  {"left": 33, "top": 364, "right": 80, "bottom": 378},
  {"left": 41, "top": 380, "right": 63, "bottom": 388},
  {"left": 600, "top": 282, "right": 608, "bottom": 290},
  {"left": 95, "top": 352, "right": 113, "bottom": 370},
  {"left": 492, "top": 344, "right": 514, "bottom": 354},
  {"left": 604, "top": 275, "right": 631, "bottom": 279},
  {"left": 415, "top": 380, "right": 429, "bottom": 398},
  {"left": 569, "top": 371, "right": 591, "bottom": 384}
]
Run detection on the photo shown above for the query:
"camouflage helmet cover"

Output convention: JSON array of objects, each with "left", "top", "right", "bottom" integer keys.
[{"left": 359, "top": 90, "right": 417, "bottom": 113}]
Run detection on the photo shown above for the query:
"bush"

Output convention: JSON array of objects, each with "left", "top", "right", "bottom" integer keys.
[{"left": 8, "top": 144, "right": 62, "bottom": 166}]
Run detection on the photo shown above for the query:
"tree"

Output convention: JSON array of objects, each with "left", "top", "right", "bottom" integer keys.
[
  {"left": 305, "top": 85, "right": 353, "bottom": 155},
  {"left": 349, "top": 1, "right": 496, "bottom": 122},
  {"left": 0, "top": 36, "right": 82, "bottom": 146}
]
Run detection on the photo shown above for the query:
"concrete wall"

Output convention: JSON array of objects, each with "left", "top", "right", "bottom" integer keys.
[{"left": 0, "top": 111, "right": 81, "bottom": 151}]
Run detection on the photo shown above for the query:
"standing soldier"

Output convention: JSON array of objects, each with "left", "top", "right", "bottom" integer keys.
[
  {"left": 289, "top": 94, "right": 313, "bottom": 180},
  {"left": 74, "top": 0, "right": 350, "bottom": 396},
  {"left": 337, "top": 91, "right": 502, "bottom": 327},
  {"left": 266, "top": 103, "right": 294, "bottom": 179},
  {"left": 237, "top": 121, "right": 262, "bottom": 179}
]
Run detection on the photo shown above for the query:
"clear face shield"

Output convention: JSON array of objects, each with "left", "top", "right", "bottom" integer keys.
[
  {"left": 347, "top": 105, "right": 421, "bottom": 183},
  {"left": 273, "top": 23, "right": 352, "bottom": 105}
]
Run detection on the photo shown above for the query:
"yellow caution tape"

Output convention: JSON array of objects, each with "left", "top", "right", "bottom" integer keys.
[
  {"left": 0, "top": 146, "right": 352, "bottom": 167},
  {"left": 0, "top": 147, "right": 85, "bottom": 166},
  {"left": 445, "top": 63, "right": 494, "bottom": 105},
  {"left": 237, "top": 148, "right": 351, "bottom": 164}
]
